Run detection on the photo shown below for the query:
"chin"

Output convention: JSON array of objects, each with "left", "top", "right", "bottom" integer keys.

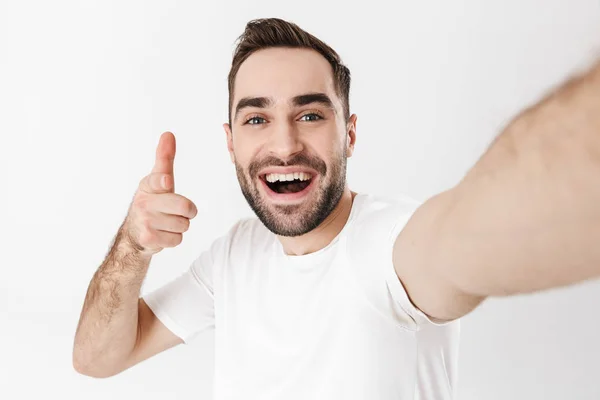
[
  {"left": 236, "top": 161, "right": 346, "bottom": 237},
  {"left": 256, "top": 192, "right": 324, "bottom": 237}
]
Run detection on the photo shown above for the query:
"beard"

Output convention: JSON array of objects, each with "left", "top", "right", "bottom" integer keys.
[{"left": 235, "top": 149, "right": 347, "bottom": 237}]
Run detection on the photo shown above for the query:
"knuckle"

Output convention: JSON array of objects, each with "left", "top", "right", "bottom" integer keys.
[
  {"left": 185, "top": 201, "right": 196, "bottom": 217},
  {"left": 161, "top": 232, "right": 177, "bottom": 248},
  {"left": 172, "top": 233, "right": 183, "bottom": 246},
  {"left": 152, "top": 174, "right": 164, "bottom": 191},
  {"left": 139, "top": 175, "right": 153, "bottom": 193},
  {"left": 178, "top": 200, "right": 191, "bottom": 216},
  {"left": 182, "top": 217, "right": 190, "bottom": 232},
  {"left": 178, "top": 216, "right": 190, "bottom": 232},
  {"left": 160, "top": 174, "right": 170, "bottom": 190}
]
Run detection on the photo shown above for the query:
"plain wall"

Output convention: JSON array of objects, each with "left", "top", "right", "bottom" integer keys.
[{"left": 2, "top": 0, "right": 600, "bottom": 399}]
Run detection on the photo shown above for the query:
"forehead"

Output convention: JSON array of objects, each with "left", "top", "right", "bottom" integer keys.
[{"left": 233, "top": 47, "right": 339, "bottom": 108}]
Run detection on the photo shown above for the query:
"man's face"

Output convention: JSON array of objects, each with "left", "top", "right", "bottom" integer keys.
[{"left": 224, "top": 47, "right": 356, "bottom": 237}]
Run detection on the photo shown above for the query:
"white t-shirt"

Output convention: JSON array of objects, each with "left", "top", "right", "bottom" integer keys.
[{"left": 143, "top": 192, "right": 460, "bottom": 400}]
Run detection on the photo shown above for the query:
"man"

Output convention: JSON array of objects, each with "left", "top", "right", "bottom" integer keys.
[{"left": 73, "top": 17, "right": 600, "bottom": 399}]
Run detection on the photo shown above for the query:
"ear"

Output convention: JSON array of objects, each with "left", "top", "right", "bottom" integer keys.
[
  {"left": 223, "top": 123, "right": 235, "bottom": 163},
  {"left": 345, "top": 114, "right": 357, "bottom": 157}
]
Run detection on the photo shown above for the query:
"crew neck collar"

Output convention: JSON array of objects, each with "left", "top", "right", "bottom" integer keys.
[{"left": 274, "top": 193, "right": 364, "bottom": 263}]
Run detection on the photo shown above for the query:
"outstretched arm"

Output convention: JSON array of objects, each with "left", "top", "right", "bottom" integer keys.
[{"left": 394, "top": 60, "right": 600, "bottom": 322}]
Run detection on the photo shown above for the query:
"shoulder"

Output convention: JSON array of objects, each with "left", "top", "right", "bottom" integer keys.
[
  {"left": 213, "top": 217, "right": 275, "bottom": 258},
  {"left": 349, "top": 192, "right": 423, "bottom": 242}
]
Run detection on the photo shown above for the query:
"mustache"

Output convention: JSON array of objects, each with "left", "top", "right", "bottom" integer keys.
[{"left": 248, "top": 152, "right": 327, "bottom": 177}]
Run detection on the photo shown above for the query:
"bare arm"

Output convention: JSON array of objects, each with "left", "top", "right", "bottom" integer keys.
[
  {"left": 73, "top": 132, "right": 197, "bottom": 377},
  {"left": 73, "top": 230, "right": 181, "bottom": 378},
  {"left": 394, "top": 60, "right": 600, "bottom": 321}
]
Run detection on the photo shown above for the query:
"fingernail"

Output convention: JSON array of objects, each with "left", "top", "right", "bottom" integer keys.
[{"left": 162, "top": 175, "right": 168, "bottom": 189}]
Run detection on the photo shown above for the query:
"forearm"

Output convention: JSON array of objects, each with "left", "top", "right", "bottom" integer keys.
[
  {"left": 436, "top": 60, "right": 600, "bottom": 297},
  {"left": 73, "top": 226, "right": 151, "bottom": 377}
]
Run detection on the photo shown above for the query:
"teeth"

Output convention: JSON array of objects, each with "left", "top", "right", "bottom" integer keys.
[{"left": 265, "top": 172, "right": 312, "bottom": 183}]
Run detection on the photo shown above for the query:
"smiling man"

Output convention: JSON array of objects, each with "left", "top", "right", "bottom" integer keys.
[
  {"left": 228, "top": 45, "right": 354, "bottom": 242},
  {"left": 73, "top": 18, "right": 600, "bottom": 400}
]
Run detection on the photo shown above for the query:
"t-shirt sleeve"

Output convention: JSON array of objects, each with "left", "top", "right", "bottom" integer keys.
[
  {"left": 142, "top": 231, "right": 230, "bottom": 344},
  {"left": 348, "top": 194, "right": 454, "bottom": 331},
  {"left": 383, "top": 201, "right": 455, "bottom": 328}
]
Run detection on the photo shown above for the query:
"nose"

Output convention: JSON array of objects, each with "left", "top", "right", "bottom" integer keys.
[{"left": 267, "top": 120, "right": 304, "bottom": 161}]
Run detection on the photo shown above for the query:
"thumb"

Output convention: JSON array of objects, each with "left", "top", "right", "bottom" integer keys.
[{"left": 151, "top": 131, "right": 176, "bottom": 176}]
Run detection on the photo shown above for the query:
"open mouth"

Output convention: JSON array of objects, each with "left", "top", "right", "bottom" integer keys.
[{"left": 261, "top": 172, "right": 314, "bottom": 195}]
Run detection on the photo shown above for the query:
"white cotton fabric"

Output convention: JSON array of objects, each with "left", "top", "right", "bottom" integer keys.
[{"left": 143, "top": 192, "right": 460, "bottom": 400}]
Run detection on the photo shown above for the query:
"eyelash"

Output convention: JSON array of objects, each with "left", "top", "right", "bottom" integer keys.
[
  {"left": 244, "top": 112, "right": 324, "bottom": 125},
  {"left": 244, "top": 115, "right": 267, "bottom": 125}
]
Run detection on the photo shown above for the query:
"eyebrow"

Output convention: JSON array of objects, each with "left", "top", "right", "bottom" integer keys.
[
  {"left": 234, "top": 96, "right": 273, "bottom": 121},
  {"left": 233, "top": 92, "right": 336, "bottom": 122},
  {"left": 291, "top": 93, "right": 335, "bottom": 110}
]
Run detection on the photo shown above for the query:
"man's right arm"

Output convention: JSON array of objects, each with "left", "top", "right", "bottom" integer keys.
[{"left": 73, "top": 132, "right": 197, "bottom": 377}]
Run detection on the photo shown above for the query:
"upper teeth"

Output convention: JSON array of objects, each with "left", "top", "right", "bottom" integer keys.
[{"left": 265, "top": 172, "right": 312, "bottom": 183}]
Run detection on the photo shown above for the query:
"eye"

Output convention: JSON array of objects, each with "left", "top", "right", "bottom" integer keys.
[
  {"left": 299, "top": 113, "right": 322, "bottom": 122},
  {"left": 245, "top": 116, "right": 267, "bottom": 125}
]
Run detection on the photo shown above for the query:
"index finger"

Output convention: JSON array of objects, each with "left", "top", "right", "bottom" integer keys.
[{"left": 151, "top": 193, "right": 198, "bottom": 220}]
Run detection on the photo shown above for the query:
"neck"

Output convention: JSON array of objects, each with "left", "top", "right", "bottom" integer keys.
[{"left": 278, "top": 187, "right": 357, "bottom": 256}]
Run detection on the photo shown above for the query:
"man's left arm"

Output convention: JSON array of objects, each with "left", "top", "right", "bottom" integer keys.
[{"left": 393, "top": 59, "right": 600, "bottom": 322}]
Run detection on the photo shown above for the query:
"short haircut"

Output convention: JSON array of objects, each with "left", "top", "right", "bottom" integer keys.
[{"left": 227, "top": 18, "right": 351, "bottom": 125}]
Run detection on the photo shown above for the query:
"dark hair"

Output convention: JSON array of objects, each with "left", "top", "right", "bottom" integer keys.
[{"left": 227, "top": 18, "right": 351, "bottom": 125}]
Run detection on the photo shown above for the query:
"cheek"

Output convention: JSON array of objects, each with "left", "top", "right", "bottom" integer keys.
[
  {"left": 232, "top": 137, "right": 259, "bottom": 164},
  {"left": 316, "top": 136, "right": 344, "bottom": 163}
]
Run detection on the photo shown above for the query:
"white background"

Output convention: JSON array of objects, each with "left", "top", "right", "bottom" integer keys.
[{"left": 2, "top": 1, "right": 600, "bottom": 399}]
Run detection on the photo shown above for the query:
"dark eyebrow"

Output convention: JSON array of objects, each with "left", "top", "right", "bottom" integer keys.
[
  {"left": 291, "top": 93, "right": 335, "bottom": 111},
  {"left": 234, "top": 96, "right": 273, "bottom": 121},
  {"left": 233, "top": 93, "right": 336, "bottom": 123}
]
